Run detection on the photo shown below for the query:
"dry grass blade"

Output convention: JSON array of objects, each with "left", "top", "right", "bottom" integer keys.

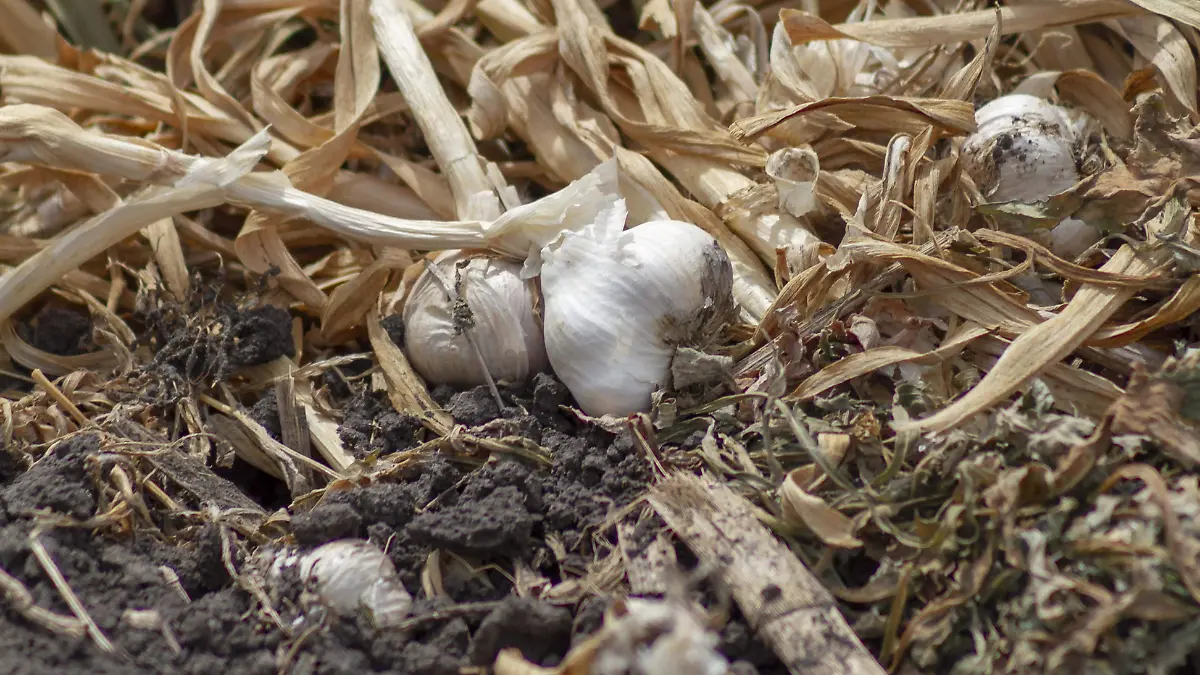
[
  {"left": 780, "top": 0, "right": 1142, "bottom": 49},
  {"left": 1123, "top": 0, "right": 1200, "bottom": 29},
  {"left": 789, "top": 324, "right": 988, "bottom": 401},
  {"left": 731, "top": 96, "right": 977, "bottom": 143},
  {"left": 0, "top": 0, "right": 58, "bottom": 59},
  {"left": 28, "top": 531, "right": 114, "bottom": 654},
  {"left": 0, "top": 563, "right": 86, "bottom": 638},
  {"left": 366, "top": 307, "right": 453, "bottom": 436},
  {"left": 1109, "top": 16, "right": 1199, "bottom": 117},
  {"left": 901, "top": 196, "right": 1191, "bottom": 434}
]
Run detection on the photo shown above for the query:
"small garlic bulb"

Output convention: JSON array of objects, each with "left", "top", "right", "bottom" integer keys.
[
  {"left": 297, "top": 539, "right": 413, "bottom": 628},
  {"left": 962, "top": 94, "right": 1103, "bottom": 259},
  {"left": 403, "top": 251, "right": 549, "bottom": 387},
  {"left": 539, "top": 218, "right": 734, "bottom": 417},
  {"left": 961, "top": 94, "right": 1080, "bottom": 203}
]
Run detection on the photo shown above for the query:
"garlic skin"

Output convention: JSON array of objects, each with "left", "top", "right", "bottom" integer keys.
[
  {"left": 297, "top": 540, "right": 413, "bottom": 628},
  {"left": 403, "top": 251, "right": 549, "bottom": 387},
  {"left": 961, "top": 94, "right": 1080, "bottom": 203},
  {"left": 539, "top": 218, "right": 734, "bottom": 418}
]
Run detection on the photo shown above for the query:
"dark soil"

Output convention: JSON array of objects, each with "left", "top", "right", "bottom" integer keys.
[
  {"left": 140, "top": 288, "right": 294, "bottom": 387},
  {"left": 0, "top": 305, "right": 783, "bottom": 674},
  {"left": 19, "top": 304, "right": 95, "bottom": 356}
]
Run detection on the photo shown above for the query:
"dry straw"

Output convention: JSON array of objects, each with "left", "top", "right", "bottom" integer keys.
[{"left": 0, "top": 0, "right": 1199, "bottom": 672}]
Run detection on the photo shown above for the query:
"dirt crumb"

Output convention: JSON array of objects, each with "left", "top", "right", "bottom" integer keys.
[
  {"left": 247, "top": 390, "right": 281, "bottom": 441},
  {"left": 21, "top": 305, "right": 93, "bottom": 356},
  {"left": 292, "top": 502, "right": 364, "bottom": 546},
  {"left": 338, "top": 390, "right": 423, "bottom": 458},
  {"left": 390, "top": 616, "right": 470, "bottom": 675},
  {"left": 405, "top": 485, "right": 534, "bottom": 556},
  {"left": 447, "top": 387, "right": 501, "bottom": 426},
  {"left": 1, "top": 434, "right": 99, "bottom": 521},
  {"left": 229, "top": 305, "right": 294, "bottom": 367},
  {"left": 467, "top": 597, "right": 573, "bottom": 666}
]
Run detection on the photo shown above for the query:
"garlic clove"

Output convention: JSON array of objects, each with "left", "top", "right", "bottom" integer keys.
[
  {"left": 403, "top": 251, "right": 548, "bottom": 388},
  {"left": 539, "top": 219, "right": 734, "bottom": 417},
  {"left": 961, "top": 94, "right": 1081, "bottom": 204},
  {"left": 296, "top": 539, "right": 413, "bottom": 628}
]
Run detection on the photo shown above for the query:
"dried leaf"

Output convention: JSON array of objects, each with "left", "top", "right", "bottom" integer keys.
[{"left": 780, "top": 469, "right": 863, "bottom": 548}]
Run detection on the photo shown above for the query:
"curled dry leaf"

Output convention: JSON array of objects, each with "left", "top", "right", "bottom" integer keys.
[{"left": 780, "top": 468, "right": 863, "bottom": 549}]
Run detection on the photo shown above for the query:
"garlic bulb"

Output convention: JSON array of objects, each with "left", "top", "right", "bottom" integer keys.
[
  {"left": 403, "top": 251, "right": 549, "bottom": 387},
  {"left": 962, "top": 94, "right": 1102, "bottom": 258},
  {"left": 297, "top": 539, "right": 413, "bottom": 628},
  {"left": 539, "top": 218, "right": 734, "bottom": 418},
  {"left": 962, "top": 94, "right": 1081, "bottom": 203}
]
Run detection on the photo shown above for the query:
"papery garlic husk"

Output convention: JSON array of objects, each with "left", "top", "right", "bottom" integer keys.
[
  {"left": 766, "top": 145, "right": 820, "bottom": 220},
  {"left": 962, "top": 93, "right": 1103, "bottom": 259},
  {"left": 589, "top": 597, "right": 729, "bottom": 675},
  {"left": 538, "top": 214, "right": 735, "bottom": 418},
  {"left": 403, "top": 251, "right": 549, "bottom": 387},
  {"left": 296, "top": 540, "right": 413, "bottom": 628}
]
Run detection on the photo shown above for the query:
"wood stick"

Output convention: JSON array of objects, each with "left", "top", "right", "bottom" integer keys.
[{"left": 648, "top": 473, "right": 886, "bottom": 675}]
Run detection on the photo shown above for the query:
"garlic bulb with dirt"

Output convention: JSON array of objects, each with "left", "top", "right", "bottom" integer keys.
[
  {"left": 537, "top": 214, "right": 735, "bottom": 418},
  {"left": 961, "top": 93, "right": 1102, "bottom": 259},
  {"left": 962, "top": 94, "right": 1082, "bottom": 202},
  {"left": 403, "top": 251, "right": 549, "bottom": 387},
  {"left": 296, "top": 540, "right": 412, "bottom": 628}
]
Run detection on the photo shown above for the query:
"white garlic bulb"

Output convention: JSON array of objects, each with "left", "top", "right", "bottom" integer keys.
[
  {"left": 297, "top": 539, "right": 413, "bottom": 628},
  {"left": 961, "top": 94, "right": 1081, "bottom": 203},
  {"left": 403, "top": 251, "right": 549, "bottom": 387},
  {"left": 538, "top": 218, "right": 734, "bottom": 418},
  {"left": 962, "top": 94, "right": 1103, "bottom": 259}
]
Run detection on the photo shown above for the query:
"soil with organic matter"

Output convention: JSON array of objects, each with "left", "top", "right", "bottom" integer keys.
[{"left": 0, "top": 299, "right": 782, "bottom": 675}]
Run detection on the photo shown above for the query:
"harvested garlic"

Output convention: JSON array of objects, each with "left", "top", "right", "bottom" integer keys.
[
  {"left": 961, "top": 93, "right": 1101, "bottom": 259},
  {"left": 297, "top": 539, "right": 413, "bottom": 628},
  {"left": 403, "top": 251, "right": 549, "bottom": 387},
  {"left": 961, "top": 93, "right": 1081, "bottom": 202},
  {"left": 538, "top": 214, "right": 735, "bottom": 418}
]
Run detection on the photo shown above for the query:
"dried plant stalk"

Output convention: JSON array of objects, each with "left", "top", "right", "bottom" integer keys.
[
  {"left": 0, "top": 104, "right": 488, "bottom": 249},
  {"left": 780, "top": 0, "right": 1142, "bottom": 49},
  {"left": 371, "top": 0, "right": 503, "bottom": 220},
  {"left": 650, "top": 473, "right": 886, "bottom": 675}
]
